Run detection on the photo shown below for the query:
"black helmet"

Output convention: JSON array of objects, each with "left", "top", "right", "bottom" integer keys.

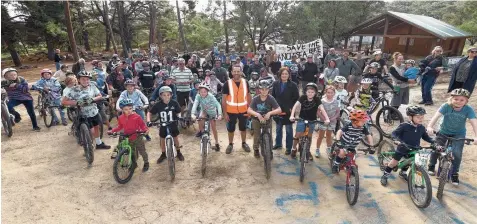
[
  {"left": 305, "top": 83, "right": 318, "bottom": 92},
  {"left": 77, "top": 70, "right": 92, "bottom": 79},
  {"left": 406, "top": 105, "right": 426, "bottom": 116},
  {"left": 258, "top": 77, "right": 273, "bottom": 89},
  {"left": 450, "top": 88, "right": 470, "bottom": 98}
]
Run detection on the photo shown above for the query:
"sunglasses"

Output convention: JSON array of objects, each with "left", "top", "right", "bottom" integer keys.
[{"left": 470, "top": 51, "right": 477, "bottom": 53}]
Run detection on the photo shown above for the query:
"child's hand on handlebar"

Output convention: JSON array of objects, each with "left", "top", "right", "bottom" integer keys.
[
  {"left": 426, "top": 127, "right": 435, "bottom": 136},
  {"left": 324, "top": 119, "right": 330, "bottom": 125},
  {"left": 191, "top": 115, "right": 197, "bottom": 121},
  {"left": 146, "top": 122, "right": 153, "bottom": 127},
  {"left": 257, "top": 114, "right": 265, "bottom": 122},
  {"left": 289, "top": 117, "right": 295, "bottom": 122},
  {"left": 217, "top": 115, "right": 222, "bottom": 120},
  {"left": 264, "top": 112, "right": 271, "bottom": 120}
]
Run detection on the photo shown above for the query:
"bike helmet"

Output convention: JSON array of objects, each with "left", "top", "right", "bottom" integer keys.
[
  {"left": 258, "top": 78, "right": 273, "bottom": 89},
  {"left": 251, "top": 72, "right": 259, "bottom": 80},
  {"left": 152, "top": 59, "right": 159, "bottom": 64},
  {"left": 305, "top": 83, "right": 318, "bottom": 92},
  {"left": 159, "top": 86, "right": 172, "bottom": 94},
  {"left": 404, "top": 59, "right": 415, "bottom": 65},
  {"left": 77, "top": 70, "right": 92, "bottom": 79},
  {"left": 369, "top": 62, "right": 380, "bottom": 69},
  {"left": 198, "top": 83, "right": 210, "bottom": 91},
  {"left": 284, "top": 61, "right": 292, "bottom": 67},
  {"left": 119, "top": 98, "right": 134, "bottom": 108},
  {"left": 406, "top": 105, "right": 426, "bottom": 116},
  {"left": 373, "top": 51, "right": 382, "bottom": 56},
  {"left": 194, "top": 79, "right": 202, "bottom": 85},
  {"left": 333, "top": 76, "right": 347, "bottom": 83},
  {"left": 142, "top": 61, "right": 150, "bottom": 67},
  {"left": 450, "top": 88, "right": 470, "bottom": 98},
  {"left": 349, "top": 110, "right": 368, "bottom": 122},
  {"left": 124, "top": 79, "right": 135, "bottom": 86},
  {"left": 2, "top": 68, "right": 17, "bottom": 77},
  {"left": 163, "top": 74, "right": 174, "bottom": 80},
  {"left": 40, "top": 69, "right": 52, "bottom": 76},
  {"left": 361, "top": 78, "right": 373, "bottom": 84}
]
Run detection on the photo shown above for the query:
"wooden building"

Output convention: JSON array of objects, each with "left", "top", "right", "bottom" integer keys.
[{"left": 345, "top": 11, "right": 472, "bottom": 57}]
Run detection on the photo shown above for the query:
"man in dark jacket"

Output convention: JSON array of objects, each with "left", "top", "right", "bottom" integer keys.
[
  {"left": 448, "top": 47, "right": 477, "bottom": 95},
  {"left": 212, "top": 58, "right": 228, "bottom": 83},
  {"left": 54, "top": 49, "right": 62, "bottom": 71},
  {"left": 271, "top": 67, "right": 299, "bottom": 154},
  {"left": 300, "top": 55, "right": 319, "bottom": 94},
  {"left": 72, "top": 58, "right": 86, "bottom": 76},
  {"left": 247, "top": 56, "right": 264, "bottom": 78}
]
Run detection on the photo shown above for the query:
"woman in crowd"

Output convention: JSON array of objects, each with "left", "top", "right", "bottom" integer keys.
[
  {"left": 419, "top": 46, "right": 447, "bottom": 105},
  {"left": 448, "top": 47, "right": 477, "bottom": 96}
]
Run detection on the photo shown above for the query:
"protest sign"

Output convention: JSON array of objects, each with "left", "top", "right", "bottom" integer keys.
[{"left": 275, "top": 39, "right": 323, "bottom": 61}]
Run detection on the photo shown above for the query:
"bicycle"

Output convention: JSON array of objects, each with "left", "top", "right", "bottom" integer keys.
[
  {"left": 36, "top": 88, "right": 58, "bottom": 128},
  {"left": 150, "top": 118, "right": 184, "bottom": 181},
  {"left": 196, "top": 116, "right": 218, "bottom": 177},
  {"left": 432, "top": 133, "right": 474, "bottom": 199},
  {"left": 251, "top": 115, "right": 276, "bottom": 180},
  {"left": 295, "top": 118, "right": 324, "bottom": 183},
  {"left": 328, "top": 141, "right": 373, "bottom": 206},
  {"left": 377, "top": 140, "right": 436, "bottom": 208},
  {"left": 109, "top": 131, "right": 147, "bottom": 184},
  {"left": 1, "top": 88, "right": 14, "bottom": 137},
  {"left": 372, "top": 90, "right": 404, "bottom": 137}
]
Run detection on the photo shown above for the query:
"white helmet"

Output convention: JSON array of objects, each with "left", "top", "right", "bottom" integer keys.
[
  {"left": 361, "top": 78, "right": 373, "bottom": 84},
  {"left": 198, "top": 83, "right": 210, "bottom": 91},
  {"left": 373, "top": 51, "right": 382, "bottom": 56},
  {"left": 2, "top": 68, "right": 17, "bottom": 77},
  {"left": 334, "top": 76, "right": 347, "bottom": 83}
]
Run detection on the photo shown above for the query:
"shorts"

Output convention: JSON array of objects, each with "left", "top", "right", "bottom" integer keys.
[
  {"left": 295, "top": 120, "right": 316, "bottom": 133},
  {"left": 391, "top": 86, "right": 409, "bottom": 107},
  {"left": 226, "top": 113, "right": 247, "bottom": 132},
  {"left": 158, "top": 122, "right": 180, "bottom": 138},
  {"left": 199, "top": 110, "right": 217, "bottom": 118},
  {"left": 317, "top": 122, "right": 336, "bottom": 131},
  {"left": 86, "top": 114, "right": 102, "bottom": 129},
  {"left": 177, "top": 91, "right": 190, "bottom": 107},
  {"left": 393, "top": 145, "right": 410, "bottom": 161}
]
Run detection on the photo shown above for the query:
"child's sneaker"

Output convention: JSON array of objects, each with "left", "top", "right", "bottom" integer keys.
[
  {"left": 428, "top": 166, "right": 435, "bottom": 176},
  {"left": 381, "top": 173, "right": 390, "bottom": 186},
  {"left": 157, "top": 152, "right": 167, "bottom": 164},
  {"left": 307, "top": 151, "right": 313, "bottom": 161},
  {"left": 177, "top": 151, "right": 185, "bottom": 161},
  {"left": 399, "top": 170, "right": 408, "bottom": 181},
  {"left": 213, "top": 144, "right": 220, "bottom": 152},
  {"left": 315, "top": 148, "right": 321, "bottom": 158},
  {"left": 451, "top": 174, "right": 459, "bottom": 186},
  {"left": 145, "top": 134, "right": 151, "bottom": 141},
  {"left": 254, "top": 150, "right": 260, "bottom": 158},
  {"left": 332, "top": 164, "right": 339, "bottom": 174},
  {"left": 142, "top": 162, "right": 149, "bottom": 172},
  {"left": 195, "top": 131, "right": 203, "bottom": 138},
  {"left": 110, "top": 147, "right": 118, "bottom": 159},
  {"left": 290, "top": 149, "right": 297, "bottom": 158}
]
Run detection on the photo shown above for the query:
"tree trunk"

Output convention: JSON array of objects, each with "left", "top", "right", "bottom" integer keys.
[
  {"left": 223, "top": 0, "right": 229, "bottom": 53},
  {"left": 46, "top": 38, "right": 55, "bottom": 61},
  {"left": 149, "top": 2, "right": 157, "bottom": 47},
  {"left": 77, "top": 5, "right": 91, "bottom": 51},
  {"left": 176, "top": 0, "right": 189, "bottom": 52},
  {"left": 3, "top": 39, "right": 22, "bottom": 67},
  {"left": 105, "top": 27, "right": 111, "bottom": 51},
  {"left": 116, "top": 1, "right": 128, "bottom": 57},
  {"left": 64, "top": 0, "right": 79, "bottom": 62},
  {"left": 103, "top": 2, "right": 117, "bottom": 54}
]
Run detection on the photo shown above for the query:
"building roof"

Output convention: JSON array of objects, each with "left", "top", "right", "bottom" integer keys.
[{"left": 347, "top": 11, "right": 472, "bottom": 39}]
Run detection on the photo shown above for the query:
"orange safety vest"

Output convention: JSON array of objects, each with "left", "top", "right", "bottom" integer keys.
[{"left": 225, "top": 78, "right": 249, "bottom": 114}]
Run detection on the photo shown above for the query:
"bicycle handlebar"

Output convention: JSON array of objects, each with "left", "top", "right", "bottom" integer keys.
[
  {"left": 108, "top": 131, "right": 147, "bottom": 138},
  {"left": 432, "top": 131, "right": 474, "bottom": 145},
  {"left": 392, "top": 140, "right": 436, "bottom": 151},
  {"left": 293, "top": 118, "right": 325, "bottom": 125},
  {"left": 149, "top": 118, "right": 184, "bottom": 127}
]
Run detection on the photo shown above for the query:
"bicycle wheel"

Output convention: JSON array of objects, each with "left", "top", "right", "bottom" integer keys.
[
  {"left": 361, "top": 123, "right": 383, "bottom": 148},
  {"left": 67, "top": 108, "right": 76, "bottom": 122},
  {"left": 113, "top": 147, "right": 136, "bottom": 184},
  {"left": 377, "top": 140, "right": 395, "bottom": 171},
  {"left": 346, "top": 166, "right": 360, "bottom": 206},
  {"left": 167, "top": 138, "right": 175, "bottom": 181},
  {"left": 43, "top": 107, "right": 55, "bottom": 128},
  {"left": 408, "top": 165, "right": 432, "bottom": 208},
  {"left": 299, "top": 138, "right": 309, "bottom": 183},
  {"left": 1, "top": 105, "right": 13, "bottom": 137},
  {"left": 261, "top": 132, "right": 272, "bottom": 180},
  {"left": 376, "top": 106, "right": 403, "bottom": 137},
  {"left": 97, "top": 113, "right": 104, "bottom": 139},
  {"left": 201, "top": 136, "right": 208, "bottom": 177},
  {"left": 437, "top": 160, "right": 451, "bottom": 199},
  {"left": 36, "top": 95, "right": 42, "bottom": 112},
  {"left": 80, "top": 123, "right": 94, "bottom": 165}
]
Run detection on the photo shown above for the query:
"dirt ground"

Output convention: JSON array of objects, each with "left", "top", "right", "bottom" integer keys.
[{"left": 2, "top": 61, "right": 477, "bottom": 224}]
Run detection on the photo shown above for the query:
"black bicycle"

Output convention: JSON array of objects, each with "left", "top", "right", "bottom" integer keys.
[
  {"left": 372, "top": 90, "right": 404, "bottom": 137},
  {"left": 1, "top": 88, "right": 14, "bottom": 137},
  {"left": 36, "top": 88, "right": 57, "bottom": 128},
  {"left": 196, "top": 116, "right": 218, "bottom": 177},
  {"left": 251, "top": 116, "right": 275, "bottom": 180},
  {"left": 295, "top": 118, "right": 324, "bottom": 182}
]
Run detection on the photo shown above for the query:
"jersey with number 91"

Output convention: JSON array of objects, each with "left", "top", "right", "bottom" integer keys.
[{"left": 149, "top": 100, "right": 181, "bottom": 123}]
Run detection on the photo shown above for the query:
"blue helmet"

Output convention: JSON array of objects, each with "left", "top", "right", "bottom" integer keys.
[{"left": 119, "top": 98, "right": 134, "bottom": 108}]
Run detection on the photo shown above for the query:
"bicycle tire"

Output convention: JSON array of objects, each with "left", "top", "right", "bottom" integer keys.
[
  {"left": 42, "top": 107, "right": 54, "bottom": 128},
  {"left": 67, "top": 108, "right": 76, "bottom": 122},
  {"left": 377, "top": 140, "right": 395, "bottom": 171},
  {"left": 201, "top": 136, "right": 208, "bottom": 177},
  {"left": 113, "top": 147, "right": 136, "bottom": 184},
  {"left": 376, "top": 106, "right": 404, "bottom": 137},
  {"left": 299, "top": 138, "right": 309, "bottom": 183},
  {"left": 97, "top": 113, "right": 104, "bottom": 139},
  {"left": 408, "top": 165, "right": 432, "bottom": 208},
  {"left": 437, "top": 160, "right": 450, "bottom": 200},
  {"left": 346, "top": 166, "right": 360, "bottom": 206},
  {"left": 262, "top": 132, "right": 272, "bottom": 180},
  {"left": 167, "top": 138, "right": 175, "bottom": 181},
  {"left": 2, "top": 104, "right": 13, "bottom": 137},
  {"left": 361, "top": 123, "right": 383, "bottom": 148},
  {"left": 36, "top": 95, "right": 42, "bottom": 112},
  {"left": 80, "top": 123, "right": 94, "bottom": 165}
]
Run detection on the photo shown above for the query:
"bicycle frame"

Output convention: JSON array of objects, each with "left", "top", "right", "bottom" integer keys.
[{"left": 117, "top": 136, "right": 133, "bottom": 167}]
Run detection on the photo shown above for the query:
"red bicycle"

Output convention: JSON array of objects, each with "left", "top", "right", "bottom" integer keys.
[{"left": 328, "top": 141, "right": 373, "bottom": 205}]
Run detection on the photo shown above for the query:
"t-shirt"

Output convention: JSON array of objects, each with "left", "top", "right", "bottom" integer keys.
[
  {"left": 250, "top": 95, "right": 279, "bottom": 115},
  {"left": 269, "top": 61, "right": 282, "bottom": 75},
  {"left": 149, "top": 100, "right": 181, "bottom": 123},
  {"left": 171, "top": 67, "right": 193, "bottom": 92},
  {"left": 222, "top": 79, "right": 250, "bottom": 95},
  {"left": 439, "top": 103, "right": 476, "bottom": 136},
  {"left": 192, "top": 93, "right": 222, "bottom": 117},
  {"left": 298, "top": 95, "right": 321, "bottom": 120},
  {"left": 65, "top": 85, "right": 100, "bottom": 118},
  {"left": 137, "top": 70, "right": 155, "bottom": 88},
  {"left": 340, "top": 123, "right": 370, "bottom": 148}
]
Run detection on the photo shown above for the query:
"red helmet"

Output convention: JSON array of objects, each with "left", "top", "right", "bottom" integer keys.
[
  {"left": 40, "top": 69, "right": 52, "bottom": 76},
  {"left": 349, "top": 110, "right": 368, "bottom": 122}
]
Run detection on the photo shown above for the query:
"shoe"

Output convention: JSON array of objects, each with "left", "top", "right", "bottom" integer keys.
[
  {"left": 451, "top": 174, "right": 459, "bottom": 186},
  {"left": 226, "top": 144, "right": 233, "bottom": 154},
  {"left": 424, "top": 102, "right": 433, "bottom": 106},
  {"left": 242, "top": 142, "right": 251, "bottom": 152},
  {"left": 62, "top": 121, "right": 68, "bottom": 126},
  {"left": 418, "top": 101, "right": 425, "bottom": 105},
  {"left": 108, "top": 127, "right": 112, "bottom": 131},
  {"left": 33, "top": 126, "right": 41, "bottom": 131},
  {"left": 399, "top": 171, "right": 408, "bottom": 181},
  {"left": 14, "top": 116, "right": 22, "bottom": 123},
  {"left": 51, "top": 120, "right": 59, "bottom": 126},
  {"left": 291, "top": 149, "right": 297, "bottom": 158},
  {"left": 254, "top": 150, "right": 260, "bottom": 158},
  {"left": 307, "top": 151, "right": 313, "bottom": 161},
  {"left": 110, "top": 148, "right": 118, "bottom": 159},
  {"left": 381, "top": 174, "right": 389, "bottom": 186},
  {"left": 213, "top": 144, "right": 220, "bottom": 152},
  {"left": 176, "top": 151, "right": 185, "bottom": 161},
  {"left": 195, "top": 131, "right": 203, "bottom": 138},
  {"left": 145, "top": 135, "right": 151, "bottom": 141},
  {"left": 428, "top": 166, "right": 435, "bottom": 176},
  {"left": 273, "top": 145, "right": 282, "bottom": 150},
  {"left": 96, "top": 143, "right": 111, "bottom": 150},
  {"left": 285, "top": 149, "right": 291, "bottom": 155},
  {"left": 157, "top": 153, "right": 167, "bottom": 164},
  {"left": 142, "top": 162, "right": 149, "bottom": 172},
  {"left": 332, "top": 164, "right": 339, "bottom": 174},
  {"left": 315, "top": 148, "right": 321, "bottom": 158}
]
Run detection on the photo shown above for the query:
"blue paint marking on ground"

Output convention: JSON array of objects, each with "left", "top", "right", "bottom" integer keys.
[
  {"left": 368, "top": 164, "right": 380, "bottom": 167},
  {"left": 451, "top": 217, "right": 465, "bottom": 224},
  {"left": 366, "top": 155, "right": 380, "bottom": 166},
  {"left": 333, "top": 185, "right": 346, "bottom": 191},
  {"left": 460, "top": 181, "right": 477, "bottom": 191},
  {"left": 363, "top": 175, "right": 396, "bottom": 180},
  {"left": 340, "top": 221, "right": 351, "bottom": 224},
  {"left": 315, "top": 164, "right": 333, "bottom": 177},
  {"left": 359, "top": 189, "right": 387, "bottom": 224},
  {"left": 275, "top": 155, "right": 300, "bottom": 176},
  {"left": 388, "top": 190, "right": 408, "bottom": 194},
  {"left": 275, "top": 182, "right": 319, "bottom": 213}
]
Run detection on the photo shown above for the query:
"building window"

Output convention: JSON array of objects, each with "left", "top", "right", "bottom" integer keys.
[{"left": 399, "top": 37, "right": 414, "bottom": 46}]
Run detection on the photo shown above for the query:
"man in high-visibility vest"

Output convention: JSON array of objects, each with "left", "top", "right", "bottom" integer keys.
[{"left": 222, "top": 64, "right": 252, "bottom": 154}]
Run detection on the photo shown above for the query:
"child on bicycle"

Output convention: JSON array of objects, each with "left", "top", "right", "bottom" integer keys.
[
  {"left": 108, "top": 99, "right": 150, "bottom": 172},
  {"left": 62, "top": 76, "right": 77, "bottom": 98},
  {"left": 289, "top": 83, "right": 330, "bottom": 160},
  {"left": 315, "top": 85, "right": 340, "bottom": 158},
  {"left": 248, "top": 72, "right": 260, "bottom": 97},
  {"left": 350, "top": 78, "right": 376, "bottom": 113},
  {"left": 380, "top": 106, "right": 435, "bottom": 186},
  {"left": 116, "top": 79, "right": 150, "bottom": 140},
  {"left": 34, "top": 69, "right": 67, "bottom": 126},
  {"left": 150, "top": 74, "right": 177, "bottom": 104},
  {"left": 191, "top": 83, "right": 223, "bottom": 151},
  {"left": 333, "top": 110, "right": 373, "bottom": 173},
  {"left": 247, "top": 78, "right": 282, "bottom": 158},
  {"left": 426, "top": 89, "right": 477, "bottom": 185},
  {"left": 333, "top": 76, "right": 348, "bottom": 108},
  {"left": 363, "top": 62, "right": 394, "bottom": 100},
  {"left": 146, "top": 86, "right": 184, "bottom": 163}
]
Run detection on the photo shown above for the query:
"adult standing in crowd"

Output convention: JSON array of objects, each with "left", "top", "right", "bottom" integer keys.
[
  {"left": 72, "top": 58, "right": 86, "bottom": 75},
  {"left": 271, "top": 67, "right": 299, "bottom": 155},
  {"left": 323, "top": 59, "right": 340, "bottom": 85},
  {"left": 289, "top": 55, "right": 301, "bottom": 84},
  {"left": 354, "top": 52, "right": 366, "bottom": 72},
  {"left": 222, "top": 65, "right": 252, "bottom": 154},
  {"left": 300, "top": 55, "right": 319, "bottom": 94},
  {"left": 1, "top": 68, "right": 41, "bottom": 131},
  {"left": 54, "top": 49, "right": 63, "bottom": 71},
  {"left": 212, "top": 58, "right": 228, "bottom": 83},
  {"left": 336, "top": 49, "right": 361, "bottom": 92},
  {"left": 419, "top": 46, "right": 447, "bottom": 105},
  {"left": 364, "top": 51, "right": 388, "bottom": 74},
  {"left": 187, "top": 59, "right": 199, "bottom": 76},
  {"left": 269, "top": 54, "right": 282, "bottom": 77},
  {"left": 389, "top": 52, "right": 416, "bottom": 110},
  {"left": 247, "top": 56, "right": 264, "bottom": 77},
  {"left": 53, "top": 64, "right": 69, "bottom": 86},
  {"left": 324, "top": 48, "right": 339, "bottom": 68},
  {"left": 448, "top": 47, "right": 477, "bottom": 95},
  {"left": 171, "top": 58, "right": 193, "bottom": 116}
]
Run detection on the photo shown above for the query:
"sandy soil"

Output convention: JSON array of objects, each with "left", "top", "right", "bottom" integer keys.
[{"left": 2, "top": 61, "right": 477, "bottom": 224}]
